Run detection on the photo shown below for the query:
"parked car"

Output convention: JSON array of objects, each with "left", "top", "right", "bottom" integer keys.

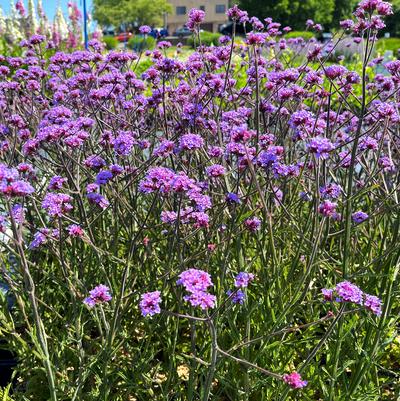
[
  {"left": 149, "top": 29, "right": 159, "bottom": 39},
  {"left": 155, "top": 27, "right": 169, "bottom": 37},
  {"left": 174, "top": 26, "right": 192, "bottom": 37},
  {"left": 115, "top": 32, "right": 133, "bottom": 42},
  {"left": 321, "top": 32, "right": 333, "bottom": 43},
  {"left": 219, "top": 21, "right": 249, "bottom": 36},
  {"left": 102, "top": 27, "right": 115, "bottom": 36}
]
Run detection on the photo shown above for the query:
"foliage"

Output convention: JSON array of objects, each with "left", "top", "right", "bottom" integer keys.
[
  {"left": 239, "top": 0, "right": 335, "bottom": 30},
  {"left": 102, "top": 36, "right": 119, "bottom": 50},
  {"left": 330, "top": 0, "right": 359, "bottom": 30},
  {"left": 284, "top": 30, "right": 315, "bottom": 40},
  {"left": 187, "top": 31, "right": 222, "bottom": 48},
  {"left": 0, "top": 1, "right": 399, "bottom": 401},
  {"left": 384, "top": 0, "right": 400, "bottom": 37},
  {"left": 127, "top": 35, "right": 156, "bottom": 51},
  {"left": 0, "top": 387, "right": 12, "bottom": 401},
  {"left": 376, "top": 37, "right": 400, "bottom": 55},
  {"left": 93, "top": 0, "right": 172, "bottom": 29}
]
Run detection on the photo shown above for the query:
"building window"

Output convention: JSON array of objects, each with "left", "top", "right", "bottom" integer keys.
[
  {"left": 200, "top": 5, "right": 205, "bottom": 11},
  {"left": 176, "top": 6, "right": 186, "bottom": 15},
  {"left": 215, "top": 4, "right": 226, "bottom": 13}
]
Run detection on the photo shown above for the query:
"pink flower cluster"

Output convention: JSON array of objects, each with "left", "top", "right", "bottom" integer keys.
[
  {"left": 177, "top": 269, "right": 216, "bottom": 309},
  {"left": 283, "top": 371, "right": 308, "bottom": 389}
]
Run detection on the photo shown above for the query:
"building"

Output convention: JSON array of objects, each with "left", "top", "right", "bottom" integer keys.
[{"left": 166, "top": 0, "right": 229, "bottom": 34}]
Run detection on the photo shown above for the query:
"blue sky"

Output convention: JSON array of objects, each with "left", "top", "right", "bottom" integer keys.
[{"left": 0, "top": 0, "right": 93, "bottom": 20}]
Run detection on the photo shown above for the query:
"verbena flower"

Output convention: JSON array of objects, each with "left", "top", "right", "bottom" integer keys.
[
  {"left": 283, "top": 372, "right": 308, "bottom": 389},
  {"left": 244, "top": 217, "right": 261, "bottom": 232},
  {"left": 364, "top": 294, "right": 382, "bottom": 316},
  {"left": 205, "top": 164, "right": 226, "bottom": 178},
  {"left": 307, "top": 137, "right": 335, "bottom": 159},
  {"left": 320, "top": 184, "right": 342, "bottom": 199},
  {"left": 335, "top": 281, "right": 363, "bottom": 304},
  {"left": 176, "top": 269, "right": 213, "bottom": 293},
  {"left": 352, "top": 211, "right": 369, "bottom": 223},
  {"left": 42, "top": 193, "right": 73, "bottom": 217},
  {"left": 179, "top": 134, "right": 204, "bottom": 151},
  {"left": 187, "top": 8, "right": 205, "bottom": 31},
  {"left": 321, "top": 288, "right": 334, "bottom": 301},
  {"left": 234, "top": 272, "right": 255, "bottom": 288},
  {"left": 68, "top": 224, "right": 84, "bottom": 237},
  {"left": 48, "top": 176, "right": 67, "bottom": 191},
  {"left": 139, "top": 25, "right": 152, "bottom": 35},
  {"left": 84, "top": 285, "right": 112, "bottom": 308},
  {"left": 318, "top": 200, "right": 338, "bottom": 218},
  {"left": 114, "top": 131, "right": 135, "bottom": 156},
  {"left": 322, "top": 282, "right": 382, "bottom": 316},
  {"left": 183, "top": 291, "right": 216, "bottom": 309},
  {"left": 139, "top": 291, "right": 162, "bottom": 316},
  {"left": 177, "top": 269, "right": 216, "bottom": 309},
  {"left": 227, "top": 289, "right": 246, "bottom": 304},
  {"left": 226, "top": 192, "right": 241, "bottom": 204},
  {"left": 0, "top": 164, "right": 35, "bottom": 197},
  {"left": 96, "top": 170, "right": 113, "bottom": 186}
]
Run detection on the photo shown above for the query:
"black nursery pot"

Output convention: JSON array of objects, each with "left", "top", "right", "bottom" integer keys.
[{"left": 0, "top": 347, "right": 17, "bottom": 387}]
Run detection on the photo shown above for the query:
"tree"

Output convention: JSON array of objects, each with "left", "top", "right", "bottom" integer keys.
[
  {"left": 328, "top": 0, "right": 358, "bottom": 30},
  {"left": 93, "top": 0, "right": 172, "bottom": 29},
  {"left": 238, "top": 0, "right": 340, "bottom": 31},
  {"left": 384, "top": 0, "right": 400, "bottom": 37}
]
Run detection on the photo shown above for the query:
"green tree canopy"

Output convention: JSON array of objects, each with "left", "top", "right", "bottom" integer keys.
[
  {"left": 93, "top": 0, "right": 172, "bottom": 29},
  {"left": 239, "top": 0, "right": 335, "bottom": 30},
  {"left": 238, "top": 0, "right": 369, "bottom": 31},
  {"left": 385, "top": 0, "right": 400, "bottom": 37}
]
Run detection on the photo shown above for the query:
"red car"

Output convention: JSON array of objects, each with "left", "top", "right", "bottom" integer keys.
[{"left": 115, "top": 32, "right": 133, "bottom": 42}]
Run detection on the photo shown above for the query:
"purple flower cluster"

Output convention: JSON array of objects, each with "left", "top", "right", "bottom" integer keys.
[
  {"left": 140, "top": 167, "right": 211, "bottom": 228},
  {"left": 234, "top": 272, "right": 255, "bottom": 288},
  {"left": 139, "top": 291, "right": 162, "bottom": 316},
  {"left": 187, "top": 8, "right": 205, "bottom": 31},
  {"left": 68, "top": 224, "right": 84, "bottom": 237},
  {"left": 321, "top": 281, "right": 382, "bottom": 315},
  {"left": 205, "top": 164, "right": 226, "bottom": 178},
  {"left": 307, "top": 137, "right": 335, "bottom": 159},
  {"left": 352, "top": 211, "right": 369, "bottom": 223},
  {"left": 177, "top": 269, "right": 216, "bottom": 309},
  {"left": 83, "top": 285, "right": 112, "bottom": 308},
  {"left": 0, "top": 163, "right": 34, "bottom": 197},
  {"left": 0, "top": 1, "right": 396, "bottom": 393},
  {"left": 227, "top": 289, "right": 246, "bottom": 304},
  {"left": 226, "top": 272, "right": 255, "bottom": 305},
  {"left": 179, "top": 133, "right": 204, "bottom": 151},
  {"left": 320, "top": 184, "right": 342, "bottom": 199},
  {"left": 318, "top": 200, "right": 339, "bottom": 219},
  {"left": 29, "top": 228, "right": 59, "bottom": 249},
  {"left": 42, "top": 193, "right": 73, "bottom": 217},
  {"left": 244, "top": 217, "right": 261, "bottom": 232}
]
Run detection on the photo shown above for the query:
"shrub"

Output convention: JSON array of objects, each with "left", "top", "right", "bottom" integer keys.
[
  {"left": 127, "top": 35, "right": 156, "bottom": 51},
  {"left": 0, "top": 2, "right": 399, "bottom": 401},
  {"left": 187, "top": 31, "right": 222, "bottom": 47},
  {"left": 284, "top": 30, "right": 315, "bottom": 40},
  {"left": 376, "top": 37, "right": 400, "bottom": 54},
  {"left": 135, "top": 58, "right": 154, "bottom": 77},
  {"left": 102, "top": 36, "right": 118, "bottom": 50}
]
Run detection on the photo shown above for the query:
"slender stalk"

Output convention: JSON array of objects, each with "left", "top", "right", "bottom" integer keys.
[
  {"left": 202, "top": 319, "right": 218, "bottom": 401},
  {"left": 7, "top": 203, "right": 57, "bottom": 401}
]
